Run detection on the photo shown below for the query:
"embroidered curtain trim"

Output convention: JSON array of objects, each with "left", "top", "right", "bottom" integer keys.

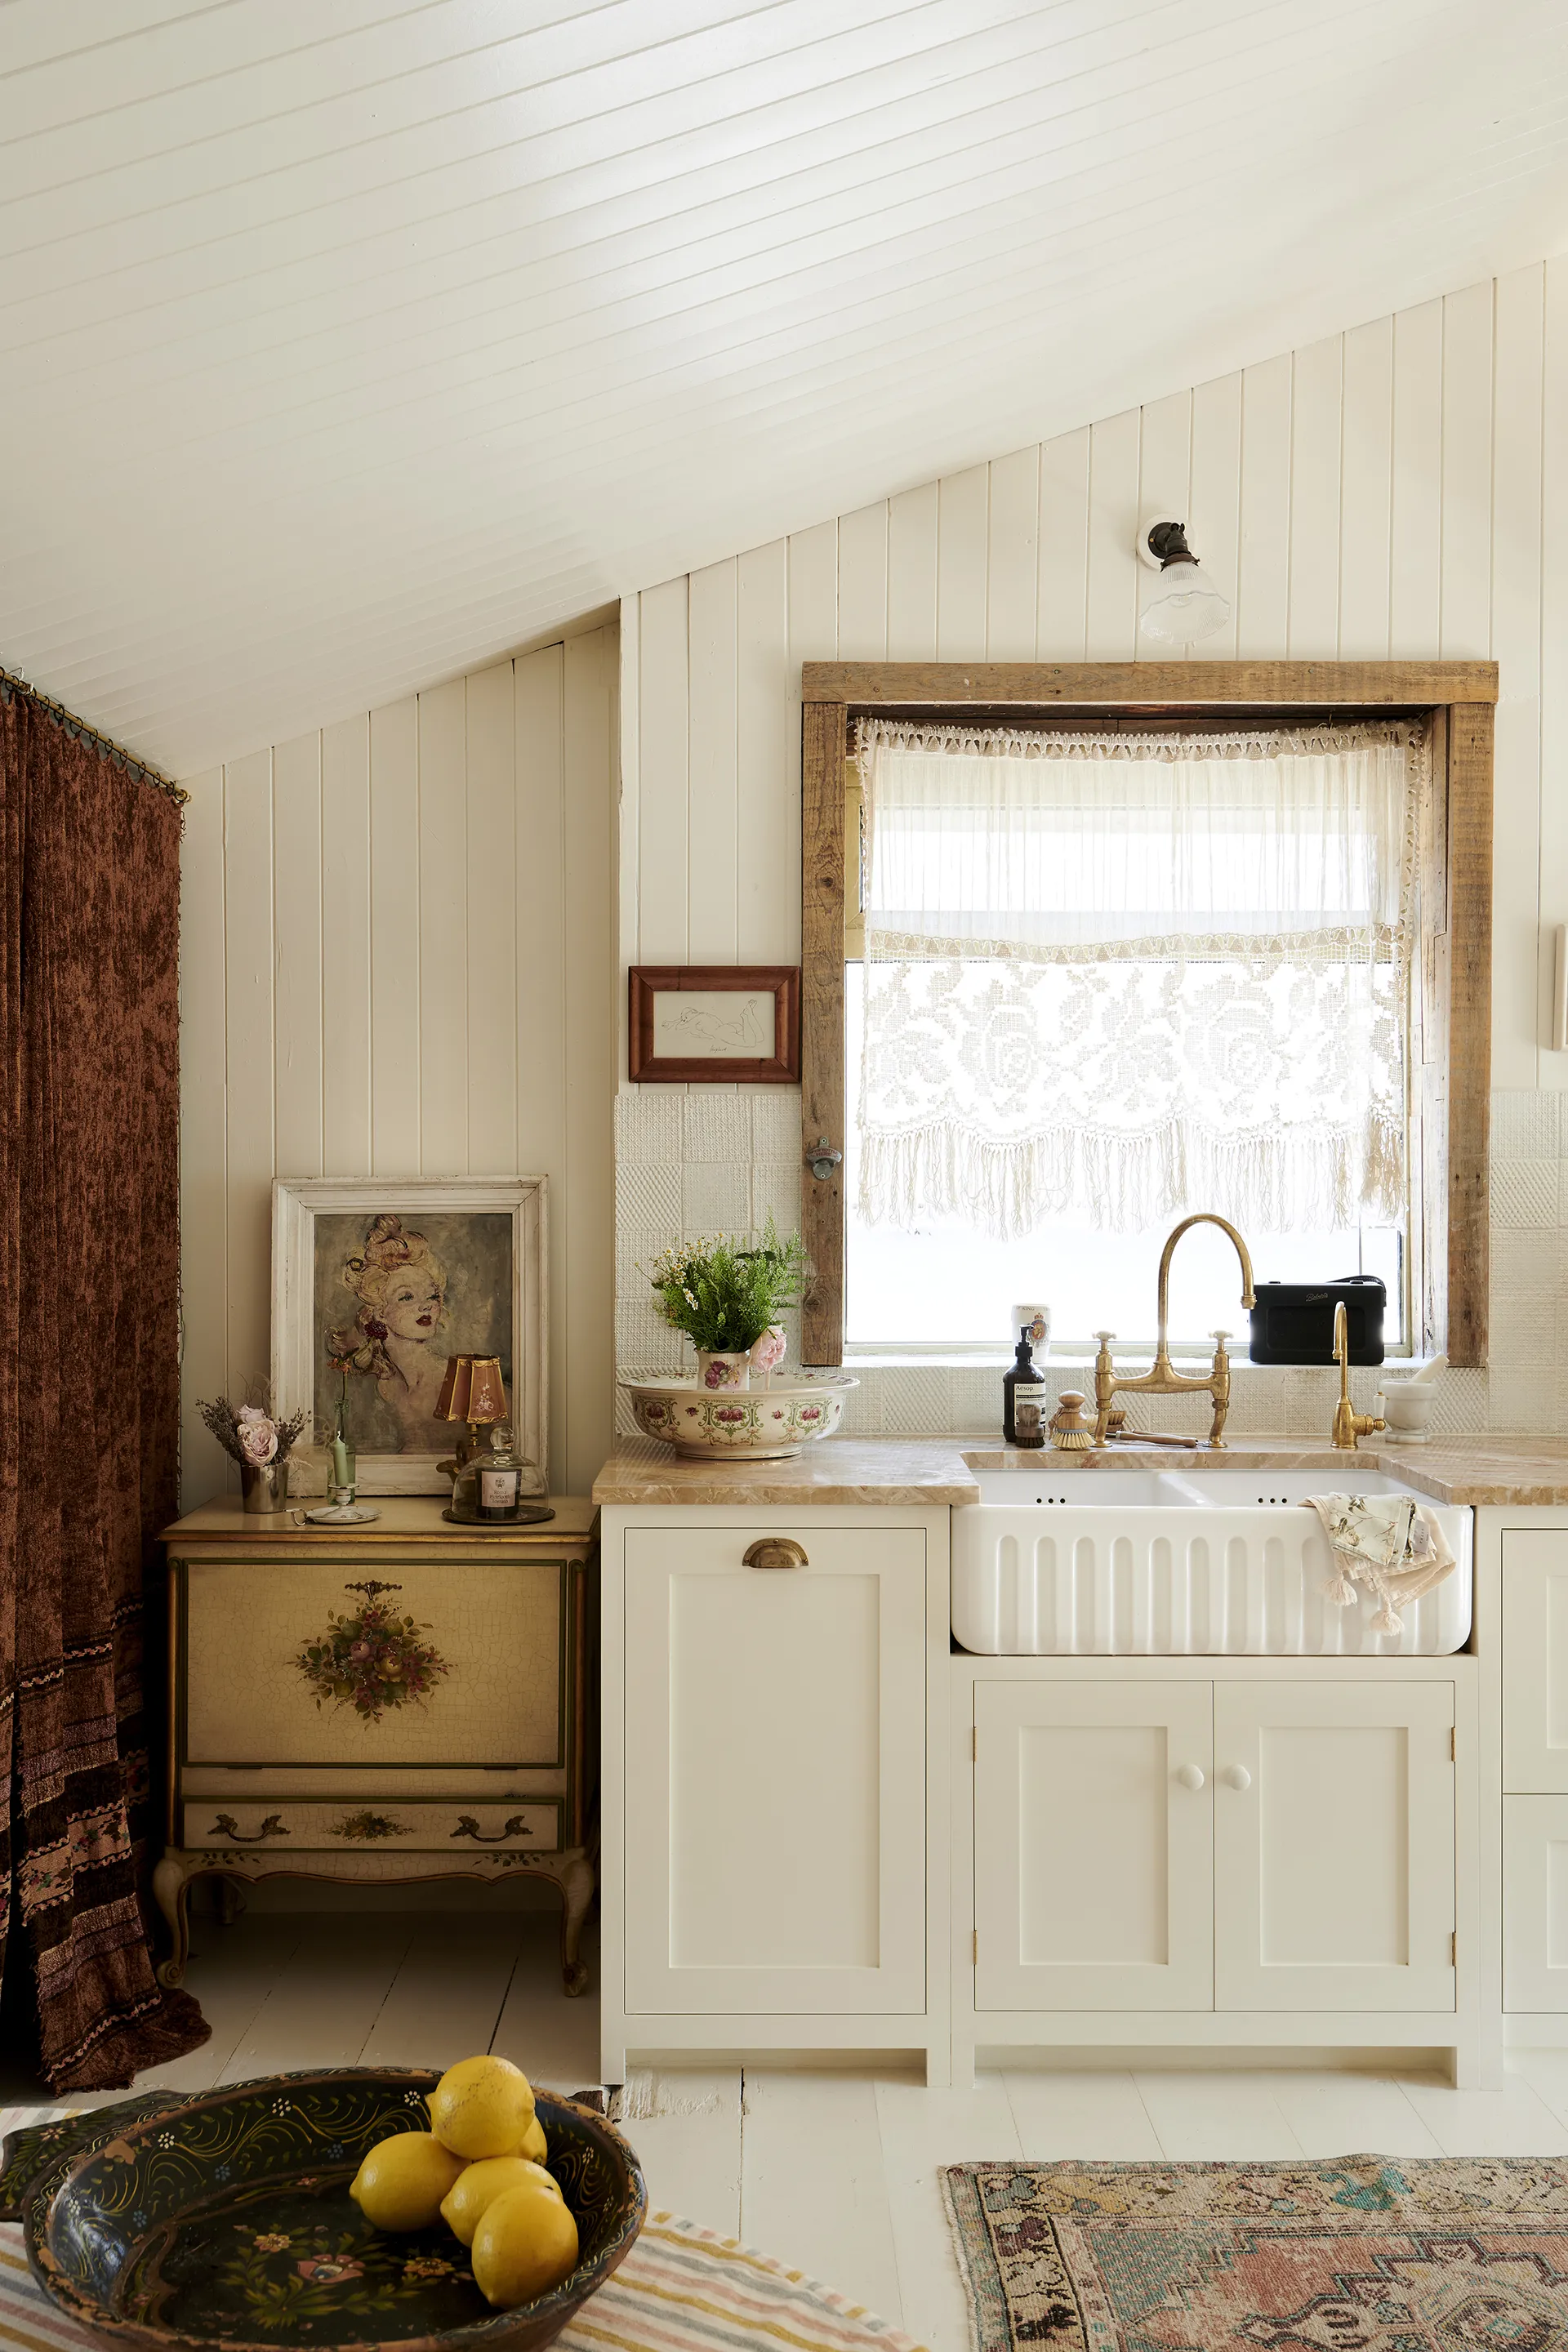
[{"left": 854, "top": 719, "right": 1427, "bottom": 1241}]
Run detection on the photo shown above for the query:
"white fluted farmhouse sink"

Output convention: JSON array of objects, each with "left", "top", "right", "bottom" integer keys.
[{"left": 952, "top": 1467, "right": 1472, "bottom": 1656}]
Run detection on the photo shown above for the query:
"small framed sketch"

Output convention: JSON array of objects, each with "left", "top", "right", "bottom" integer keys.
[
  {"left": 628, "top": 965, "right": 801, "bottom": 1083},
  {"left": 271, "top": 1178, "right": 547, "bottom": 1495}
]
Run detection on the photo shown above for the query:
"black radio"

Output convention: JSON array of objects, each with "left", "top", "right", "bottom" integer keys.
[{"left": 1247, "top": 1276, "right": 1386, "bottom": 1365}]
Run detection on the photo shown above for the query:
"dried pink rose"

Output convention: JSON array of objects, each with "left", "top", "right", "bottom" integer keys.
[
  {"left": 750, "top": 1325, "right": 786, "bottom": 1375},
  {"left": 238, "top": 1417, "right": 278, "bottom": 1467}
]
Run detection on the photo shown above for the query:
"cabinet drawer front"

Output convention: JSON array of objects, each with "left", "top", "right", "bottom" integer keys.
[
  {"left": 1213, "top": 1681, "right": 1454, "bottom": 2013},
  {"left": 622, "top": 1523, "right": 927, "bottom": 2016},
  {"left": 974, "top": 1680, "right": 1214, "bottom": 2012},
  {"left": 179, "top": 1797, "right": 563, "bottom": 1853},
  {"left": 1503, "top": 1535, "right": 1568, "bottom": 1791},
  {"left": 180, "top": 1561, "right": 563, "bottom": 1768}
]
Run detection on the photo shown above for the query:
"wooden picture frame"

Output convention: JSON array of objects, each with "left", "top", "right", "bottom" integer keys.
[
  {"left": 272, "top": 1176, "right": 547, "bottom": 1494},
  {"left": 628, "top": 964, "right": 801, "bottom": 1082},
  {"left": 800, "top": 660, "right": 1496, "bottom": 1369}
]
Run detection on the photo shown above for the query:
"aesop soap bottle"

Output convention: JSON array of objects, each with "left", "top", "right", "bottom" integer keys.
[{"left": 1003, "top": 1327, "right": 1047, "bottom": 1447}]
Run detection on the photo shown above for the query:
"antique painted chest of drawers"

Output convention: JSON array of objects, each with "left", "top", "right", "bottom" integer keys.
[{"left": 154, "top": 1495, "right": 597, "bottom": 1993}]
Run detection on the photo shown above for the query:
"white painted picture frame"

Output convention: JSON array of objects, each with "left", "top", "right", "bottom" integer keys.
[{"left": 271, "top": 1177, "right": 548, "bottom": 1495}]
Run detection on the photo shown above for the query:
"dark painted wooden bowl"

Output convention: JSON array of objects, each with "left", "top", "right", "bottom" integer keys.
[{"left": 0, "top": 2068, "right": 646, "bottom": 2352}]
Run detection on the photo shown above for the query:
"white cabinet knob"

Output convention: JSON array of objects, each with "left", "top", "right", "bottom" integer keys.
[
  {"left": 1221, "top": 1763, "right": 1252, "bottom": 1792},
  {"left": 1174, "top": 1763, "right": 1205, "bottom": 1791}
]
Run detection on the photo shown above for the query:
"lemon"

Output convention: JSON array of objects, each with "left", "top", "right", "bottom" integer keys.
[
  {"left": 440, "top": 2154, "right": 561, "bottom": 2248},
  {"left": 349, "top": 2132, "right": 468, "bottom": 2231},
  {"left": 471, "top": 2173, "right": 580, "bottom": 2309},
  {"left": 519, "top": 2113, "right": 548, "bottom": 2166},
  {"left": 429, "top": 2056, "right": 536, "bottom": 2160}
]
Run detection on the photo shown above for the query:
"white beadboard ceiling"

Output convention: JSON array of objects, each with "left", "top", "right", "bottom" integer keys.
[{"left": 3, "top": 2, "right": 1567, "bottom": 774}]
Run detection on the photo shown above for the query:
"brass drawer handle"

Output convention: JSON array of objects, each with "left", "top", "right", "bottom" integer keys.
[
  {"left": 451, "top": 1813, "right": 537, "bottom": 1842},
  {"left": 742, "top": 1538, "right": 808, "bottom": 1570},
  {"left": 209, "top": 1812, "right": 289, "bottom": 1842}
]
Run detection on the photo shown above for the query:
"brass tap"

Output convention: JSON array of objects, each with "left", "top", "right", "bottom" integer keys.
[
  {"left": 1330, "top": 1299, "right": 1385, "bottom": 1450},
  {"left": 1093, "top": 1214, "right": 1257, "bottom": 1449}
]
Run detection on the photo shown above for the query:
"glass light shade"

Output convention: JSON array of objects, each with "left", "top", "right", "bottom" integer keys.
[{"left": 1138, "top": 559, "right": 1230, "bottom": 644}]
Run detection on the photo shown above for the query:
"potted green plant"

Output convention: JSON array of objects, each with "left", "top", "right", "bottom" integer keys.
[{"left": 648, "top": 1219, "right": 808, "bottom": 1390}]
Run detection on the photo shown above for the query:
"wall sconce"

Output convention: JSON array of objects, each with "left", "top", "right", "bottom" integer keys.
[{"left": 1137, "top": 517, "right": 1231, "bottom": 644}]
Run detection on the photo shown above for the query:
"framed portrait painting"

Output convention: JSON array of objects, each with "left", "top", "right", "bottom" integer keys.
[{"left": 271, "top": 1178, "right": 547, "bottom": 1495}]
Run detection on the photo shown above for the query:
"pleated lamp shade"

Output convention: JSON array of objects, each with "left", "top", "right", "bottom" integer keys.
[{"left": 433, "top": 1352, "right": 509, "bottom": 1425}]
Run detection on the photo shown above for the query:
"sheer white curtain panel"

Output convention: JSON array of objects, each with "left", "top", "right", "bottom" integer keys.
[{"left": 854, "top": 720, "right": 1426, "bottom": 1241}]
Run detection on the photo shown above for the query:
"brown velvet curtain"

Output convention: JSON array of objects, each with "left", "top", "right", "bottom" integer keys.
[{"left": 0, "top": 686, "right": 208, "bottom": 2089}]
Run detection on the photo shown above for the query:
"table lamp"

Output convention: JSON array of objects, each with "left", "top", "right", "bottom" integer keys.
[{"left": 433, "top": 1354, "right": 551, "bottom": 1527}]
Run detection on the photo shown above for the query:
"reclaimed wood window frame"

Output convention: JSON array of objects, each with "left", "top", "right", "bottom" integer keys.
[{"left": 800, "top": 661, "right": 1497, "bottom": 1369}]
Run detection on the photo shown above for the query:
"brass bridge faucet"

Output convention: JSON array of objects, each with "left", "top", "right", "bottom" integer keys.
[
  {"left": 1093, "top": 1214, "right": 1258, "bottom": 1449},
  {"left": 1330, "top": 1298, "right": 1385, "bottom": 1450}
]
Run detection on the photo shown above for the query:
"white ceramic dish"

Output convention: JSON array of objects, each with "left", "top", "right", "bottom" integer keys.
[
  {"left": 621, "top": 1370, "right": 858, "bottom": 1458},
  {"left": 1379, "top": 1383, "right": 1437, "bottom": 1440}
]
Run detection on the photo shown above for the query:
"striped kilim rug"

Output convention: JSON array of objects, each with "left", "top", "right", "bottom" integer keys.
[
  {"left": 0, "top": 2203, "right": 926, "bottom": 2352},
  {"left": 942, "top": 2153, "right": 1568, "bottom": 2352}
]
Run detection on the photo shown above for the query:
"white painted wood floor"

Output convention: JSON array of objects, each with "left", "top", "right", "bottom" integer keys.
[{"left": 13, "top": 1913, "right": 1568, "bottom": 2352}]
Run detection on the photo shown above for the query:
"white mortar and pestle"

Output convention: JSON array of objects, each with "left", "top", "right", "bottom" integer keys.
[{"left": 1374, "top": 1353, "right": 1446, "bottom": 1441}]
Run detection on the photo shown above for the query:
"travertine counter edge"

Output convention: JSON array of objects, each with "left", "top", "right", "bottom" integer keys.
[{"left": 593, "top": 1433, "right": 1568, "bottom": 1508}]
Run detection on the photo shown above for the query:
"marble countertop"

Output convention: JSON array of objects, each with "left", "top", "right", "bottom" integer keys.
[
  {"left": 592, "top": 1433, "right": 1568, "bottom": 1508},
  {"left": 591, "top": 1437, "right": 980, "bottom": 1506}
]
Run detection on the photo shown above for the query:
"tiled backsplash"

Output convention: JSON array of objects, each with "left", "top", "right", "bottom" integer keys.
[{"left": 615, "top": 1087, "right": 1567, "bottom": 1441}]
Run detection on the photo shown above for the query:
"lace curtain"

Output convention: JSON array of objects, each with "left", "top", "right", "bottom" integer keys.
[{"left": 854, "top": 719, "right": 1427, "bottom": 1241}]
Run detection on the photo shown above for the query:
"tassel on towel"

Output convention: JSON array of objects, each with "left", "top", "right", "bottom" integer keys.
[{"left": 1307, "top": 1493, "right": 1457, "bottom": 1638}]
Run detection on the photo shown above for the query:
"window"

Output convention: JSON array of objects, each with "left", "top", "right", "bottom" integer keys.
[
  {"left": 844, "top": 718, "right": 1419, "bottom": 1352},
  {"left": 799, "top": 666, "right": 1496, "bottom": 1370}
]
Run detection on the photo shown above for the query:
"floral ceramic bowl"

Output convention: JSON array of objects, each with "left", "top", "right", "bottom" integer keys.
[
  {"left": 0, "top": 2070, "right": 645, "bottom": 2352},
  {"left": 621, "top": 1370, "right": 858, "bottom": 1459}
]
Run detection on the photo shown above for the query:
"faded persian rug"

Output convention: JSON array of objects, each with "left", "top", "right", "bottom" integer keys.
[{"left": 943, "top": 2154, "right": 1568, "bottom": 2352}]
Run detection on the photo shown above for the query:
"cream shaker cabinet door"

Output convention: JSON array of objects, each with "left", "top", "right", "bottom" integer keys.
[
  {"left": 622, "top": 1524, "right": 927, "bottom": 2016},
  {"left": 1503, "top": 1796, "right": 1568, "bottom": 2009},
  {"left": 1503, "top": 1534, "right": 1568, "bottom": 1792},
  {"left": 973, "top": 1681, "right": 1214, "bottom": 2011},
  {"left": 1213, "top": 1682, "right": 1455, "bottom": 2012}
]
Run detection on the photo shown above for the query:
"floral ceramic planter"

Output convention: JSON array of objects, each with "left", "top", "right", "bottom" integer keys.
[
  {"left": 696, "top": 1349, "right": 751, "bottom": 1391},
  {"left": 621, "top": 1370, "right": 858, "bottom": 1459}
]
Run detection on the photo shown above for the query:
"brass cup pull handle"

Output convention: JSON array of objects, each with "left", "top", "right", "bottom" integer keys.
[{"left": 742, "top": 1538, "right": 808, "bottom": 1570}]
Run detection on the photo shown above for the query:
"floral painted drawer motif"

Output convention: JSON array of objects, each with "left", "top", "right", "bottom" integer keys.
[
  {"left": 179, "top": 1797, "right": 563, "bottom": 1851},
  {"left": 294, "top": 1581, "right": 450, "bottom": 1723}
]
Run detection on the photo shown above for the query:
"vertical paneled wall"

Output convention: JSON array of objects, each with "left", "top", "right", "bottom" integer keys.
[
  {"left": 618, "top": 265, "right": 1568, "bottom": 1432},
  {"left": 180, "top": 625, "right": 617, "bottom": 1505}
]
